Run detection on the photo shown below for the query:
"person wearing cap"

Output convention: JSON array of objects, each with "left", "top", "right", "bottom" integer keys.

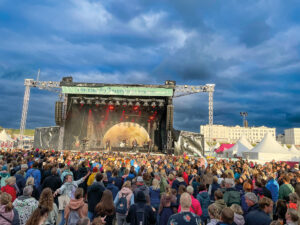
[
  {"left": 13, "top": 185, "right": 38, "bottom": 225},
  {"left": 245, "top": 197, "right": 273, "bottom": 225},
  {"left": 244, "top": 192, "right": 259, "bottom": 216},
  {"left": 107, "top": 177, "right": 119, "bottom": 200},
  {"left": 134, "top": 176, "right": 150, "bottom": 201}
]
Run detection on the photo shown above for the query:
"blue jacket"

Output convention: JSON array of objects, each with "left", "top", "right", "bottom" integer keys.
[
  {"left": 25, "top": 168, "right": 41, "bottom": 188},
  {"left": 197, "top": 191, "right": 210, "bottom": 220},
  {"left": 266, "top": 179, "right": 279, "bottom": 202},
  {"left": 106, "top": 183, "right": 119, "bottom": 200},
  {"left": 149, "top": 187, "right": 160, "bottom": 206},
  {"left": 245, "top": 209, "right": 272, "bottom": 225}
]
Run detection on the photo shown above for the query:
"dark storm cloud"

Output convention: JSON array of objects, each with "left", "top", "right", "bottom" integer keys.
[{"left": 0, "top": 0, "right": 300, "bottom": 134}]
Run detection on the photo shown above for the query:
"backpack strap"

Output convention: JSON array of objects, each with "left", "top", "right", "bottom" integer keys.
[{"left": 0, "top": 213, "right": 13, "bottom": 224}]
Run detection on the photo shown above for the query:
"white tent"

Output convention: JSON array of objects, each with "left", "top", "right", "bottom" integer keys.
[
  {"left": 213, "top": 142, "right": 220, "bottom": 150},
  {"left": 289, "top": 145, "right": 300, "bottom": 154},
  {"left": 243, "top": 133, "right": 293, "bottom": 161},
  {"left": 0, "top": 130, "right": 14, "bottom": 143},
  {"left": 204, "top": 142, "right": 210, "bottom": 152},
  {"left": 226, "top": 136, "right": 253, "bottom": 157}
]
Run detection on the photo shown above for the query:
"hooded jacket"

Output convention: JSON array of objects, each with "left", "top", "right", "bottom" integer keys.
[
  {"left": 87, "top": 182, "right": 105, "bottom": 213},
  {"left": 266, "top": 179, "right": 279, "bottom": 202},
  {"left": 0, "top": 205, "right": 14, "bottom": 225},
  {"left": 126, "top": 191, "right": 156, "bottom": 225},
  {"left": 233, "top": 213, "right": 245, "bottom": 225},
  {"left": 171, "top": 177, "right": 187, "bottom": 191},
  {"left": 64, "top": 198, "right": 88, "bottom": 220},
  {"left": 214, "top": 199, "right": 227, "bottom": 212},
  {"left": 114, "top": 187, "right": 134, "bottom": 215},
  {"left": 197, "top": 191, "right": 210, "bottom": 220},
  {"left": 1, "top": 185, "right": 17, "bottom": 202}
]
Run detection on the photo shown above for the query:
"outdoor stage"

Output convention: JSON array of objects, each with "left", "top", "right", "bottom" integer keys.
[{"left": 35, "top": 77, "right": 175, "bottom": 153}]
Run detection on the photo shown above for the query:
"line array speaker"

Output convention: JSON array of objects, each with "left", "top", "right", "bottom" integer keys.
[
  {"left": 166, "top": 105, "right": 174, "bottom": 130},
  {"left": 55, "top": 101, "right": 63, "bottom": 126}
]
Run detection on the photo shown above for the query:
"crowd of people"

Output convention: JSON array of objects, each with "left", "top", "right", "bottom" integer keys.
[{"left": 0, "top": 148, "right": 300, "bottom": 225}]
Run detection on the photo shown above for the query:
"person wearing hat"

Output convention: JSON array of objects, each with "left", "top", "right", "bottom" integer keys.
[
  {"left": 134, "top": 176, "right": 150, "bottom": 201},
  {"left": 87, "top": 167, "right": 99, "bottom": 186},
  {"left": 244, "top": 192, "right": 259, "bottom": 216}
]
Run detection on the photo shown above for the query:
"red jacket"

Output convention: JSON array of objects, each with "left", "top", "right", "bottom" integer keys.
[
  {"left": 183, "top": 172, "right": 189, "bottom": 185},
  {"left": 1, "top": 185, "right": 17, "bottom": 202},
  {"left": 178, "top": 195, "right": 202, "bottom": 216}
]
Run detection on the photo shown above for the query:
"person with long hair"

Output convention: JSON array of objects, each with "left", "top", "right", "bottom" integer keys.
[
  {"left": 95, "top": 190, "right": 116, "bottom": 225},
  {"left": 64, "top": 188, "right": 88, "bottom": 224},
  {"left": 149, "top": 178, "right": 161, "bottom": 211},
  {"left": 13, "top": 185, "right": 38, "bottom": 225},
  {"left": 39, "top": 188, "right": 58, "bottom": 225},
  {"left": 25, "top": 205, "right": 49, "bottom": 225},
  {"left": 114, "top": 181, "right": 134, "bottom": 225},
  {"left": 0, "top": 192, "right": 15, "bottom": 225}
]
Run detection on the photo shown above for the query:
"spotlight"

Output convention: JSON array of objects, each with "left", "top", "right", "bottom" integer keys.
[
  {"left": 158, "top": 102, "right": 164, "bottom": 107},
  {"left": 122, "top": 101, "right": 127, "bottom": 107},
  {"left": 115, "top": 100, "right": 120, "bottom": 106},
  {"left": 143, "top": 102, "right": 149, "bottom": 107},
  {"left": 73, "top": 99, "right": 78, "bottom": 104},
  {"left": 80, "top": 99, "right": 85, "bottom": 105},
  {"left": 151, "top": 102, "right": 156, "bottom": 107},
  {"left": 133, "top": 106, "right": 139, "bottom": 111},
  {"left": 100, "top": 100, "right": 106, "bottom": 105},
  {"left": 128, "top": 101, "right": 133, "bottom": 106},
  {"left": 135, "top": 102, "right": 140, "bottom": 106},
  {"left": 108, "top": 105, "right": 115, "bottom": 111},
  {"left": 108, "top": 101, "right": 113, "bottom": 105},
  {"left": 87, "top": 99, "right": 92, "bottom": 105}
]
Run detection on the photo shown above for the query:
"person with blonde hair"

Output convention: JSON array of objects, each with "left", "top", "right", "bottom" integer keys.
[
  {"left": 0, "top": 192, "right": 15, "bottom": 225},
  {"left": 230, "top": 204, "right": 245, "bottom": 225},
  {"left": 149, "top": 178, "right": 161, "bottom": 211},
  {"left": 26, "top": 177, "right": 40, "bottom": 200},
  {"left": 207, "top": 204, "right": 220, "bottom": 225},
  {"left": 1, "top": 176, "right": 17, "bottom": 202},
  {"left": 167, "top": 193, "right": 202, "bottom": 225},
  {"left": 13, "top": 185, "right": 38, "bottom": 225}
]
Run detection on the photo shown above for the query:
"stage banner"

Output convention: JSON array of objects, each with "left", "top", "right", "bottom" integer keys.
[{"left": 62, "top": 86, "right": 173, "bottom": 97}]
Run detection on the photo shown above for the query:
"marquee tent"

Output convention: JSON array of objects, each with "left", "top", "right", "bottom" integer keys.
[
  {"left": 243, "top": 133, "right": 294, "bottom": 161},
  {"left": 289, "top": 145, "right": 300, "bottom": 154},
  {"left": 215, "top": 143, "right": 234, "bottom": 153},
  {"left": 226, "top": 136, "right": 253, "bottom": 157},
  {"left": 0, "top": 130, "right": 13, "bottom": 143},
  {"left": 283, "top": 144, "right": 289, "bottom": 150}
]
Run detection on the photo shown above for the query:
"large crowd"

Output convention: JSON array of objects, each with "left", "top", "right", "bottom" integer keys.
[{"left": 0, "top": 148, "right": 300, "bottom": 225}]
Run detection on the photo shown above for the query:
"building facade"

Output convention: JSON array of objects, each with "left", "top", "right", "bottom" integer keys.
[
  {"left": 284, "top": 128, "right": 300, "bottom": 145},
  {"left": 200, "top": 124, "right": 276, "bottom": 144}
]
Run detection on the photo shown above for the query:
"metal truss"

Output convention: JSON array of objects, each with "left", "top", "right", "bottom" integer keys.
[{"left": 19, "top": 79, "right": 61, "bottom": 147}]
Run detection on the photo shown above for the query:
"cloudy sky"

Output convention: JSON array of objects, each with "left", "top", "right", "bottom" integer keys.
[{"left": 1, "top": 0, "right": 300, "bottom": 134}]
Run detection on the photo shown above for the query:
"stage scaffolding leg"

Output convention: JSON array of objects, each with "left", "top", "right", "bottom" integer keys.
[{"left": 58, "top": 94, "right": 67, "bottom": 150}]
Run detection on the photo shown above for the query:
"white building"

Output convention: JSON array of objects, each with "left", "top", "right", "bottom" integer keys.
[
  {"left": 284, "top": 128, "right": 300, "bottom": 145},
  {"left": 200, "top": 124, "right": 276, "bottom": 144}
]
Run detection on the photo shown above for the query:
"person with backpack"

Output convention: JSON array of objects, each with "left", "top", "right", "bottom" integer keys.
[
  {"left": 114, "top": 181, "right": 134, "bottom": 225},
  {"left": 64, "top": 188, "right": 88, "bottom": 225},
  {"left": 126, "top": 191, "right": 156, "bottom": 225},
  {"left": 25, "top": 162, "right": 41, "bottom": 190}
]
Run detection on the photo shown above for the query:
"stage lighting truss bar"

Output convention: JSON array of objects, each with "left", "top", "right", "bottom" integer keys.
[{"left": 174, "top": 84, "right": 215, "bottom": 97}]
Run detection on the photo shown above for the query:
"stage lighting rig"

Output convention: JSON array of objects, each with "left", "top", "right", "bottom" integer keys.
[{"left": 80, "top": 99, "right": 85, "bottom": 105}]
